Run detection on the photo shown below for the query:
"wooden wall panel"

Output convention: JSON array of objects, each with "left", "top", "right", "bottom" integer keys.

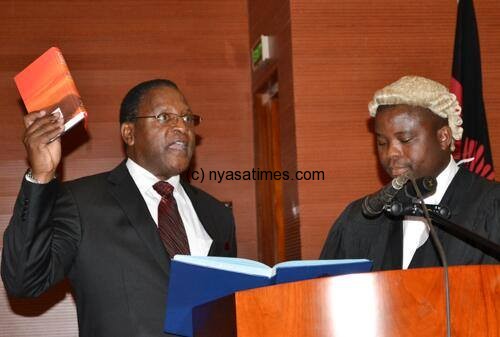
[
  {"left": 248, "top": 0, "right": 302, "bottom": 260},
  {"left": 0, "top": 0, "right": 254, "bottom": 253},
  {"left": 0, "top": 1, "right": 253, "bottom": 335},
  {"left": 289, "top": 0, "right": 500, "bottom": 258}
]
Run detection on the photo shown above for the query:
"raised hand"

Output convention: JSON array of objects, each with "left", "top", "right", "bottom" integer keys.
[{"left": 23, "top": 110, "right": 64, "bottom": 183}]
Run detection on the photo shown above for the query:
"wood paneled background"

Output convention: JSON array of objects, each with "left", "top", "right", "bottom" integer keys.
[
  {"left": 1, "top": 0, "right": 500, "bottom": 335},
  {"left": 0, "top": 1, "right": 253, "bottom": 335},
  {"left": 287, "top": 0, "right": 500, "bottom": 258},
  {"left": 0, "top": 0, "right": 256, "bottom": 256},
  {"left": 248, "top": 0, "right": 302, "bottom": 261}
]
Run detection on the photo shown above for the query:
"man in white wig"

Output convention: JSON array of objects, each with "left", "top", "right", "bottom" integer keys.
[{"left": 320, "top": 75, "right": 500, "bottom": 270}]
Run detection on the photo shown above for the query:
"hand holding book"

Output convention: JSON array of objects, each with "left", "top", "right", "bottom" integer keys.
[
  {"left": 23, "top": 110, "right": 64, "bottom": 183},
  {"left": 14, "top": 47, "right": 87, "bottom": 135},
  {"left": 14, "top": 47, "right": 87, "bottom": 182}
]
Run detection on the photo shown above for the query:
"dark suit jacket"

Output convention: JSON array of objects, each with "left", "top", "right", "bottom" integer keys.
[
  {"left": 1, "top": 161, "right": 236, "bottom": 337},
  {"left": 320, "top": 168, "right": 500, "bottom": 271}
]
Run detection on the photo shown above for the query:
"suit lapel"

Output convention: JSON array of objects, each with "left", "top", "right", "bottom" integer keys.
[{"left": 107, "top": 161, "right": 170, "bottom": 275}]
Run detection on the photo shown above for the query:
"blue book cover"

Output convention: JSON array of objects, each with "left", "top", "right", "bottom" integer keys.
[{"left": 163, "top": 256, "right": 372, "bottom": 336}]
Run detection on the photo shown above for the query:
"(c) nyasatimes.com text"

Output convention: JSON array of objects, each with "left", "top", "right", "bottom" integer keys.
[{"left": 189, "top": 168, "right": 325, "bottom": 183}]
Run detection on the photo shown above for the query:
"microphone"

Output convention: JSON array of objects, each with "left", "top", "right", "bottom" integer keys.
[{"left": 361, "top": 174, "right": 410, "bottom": 217}]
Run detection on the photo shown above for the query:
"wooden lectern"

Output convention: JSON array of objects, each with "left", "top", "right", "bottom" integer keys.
[{"left": 193, "top": 265, "right": 500, "bottom": 337}]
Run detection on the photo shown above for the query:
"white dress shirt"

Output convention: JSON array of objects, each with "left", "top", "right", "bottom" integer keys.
[
  {"left": 402, "top": 157, "right": 459, "bottom": 269},
  {"left": 126, "top": 158, "right": 212, "bottom": 256}
]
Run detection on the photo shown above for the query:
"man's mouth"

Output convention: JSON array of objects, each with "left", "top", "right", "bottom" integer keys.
[
  {"left": 167, "top": 140, "right": 188, "bottom": 152},
  {"left": 389, "top": 166, "right": 410, "bottom": 177}
]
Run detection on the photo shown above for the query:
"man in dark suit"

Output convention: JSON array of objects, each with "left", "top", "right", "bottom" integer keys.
[
  {"left": 320, "top": 75, "right": 500, "bottom": 270},
  {"left": 1, "top": 79, "right": 237, "bottom": 336}
]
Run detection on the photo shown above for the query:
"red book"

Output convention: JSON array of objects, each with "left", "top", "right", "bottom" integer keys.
[{"left": 14, "top": 47, "right": 87, "bottom": 133}]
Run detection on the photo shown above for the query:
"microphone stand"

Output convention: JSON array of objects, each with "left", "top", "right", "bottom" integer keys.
[
  {"left": 408, "top": 178, "right": 451, "bottom": 337},
  {"left": 387, "top": 202, "right": 500, "bottom": 260},
  {"left": 430, "top": 213, "right": 500, "bottom": 260},
  {"left": 388, "top": 192, "right": 500, "bottom": 337}
]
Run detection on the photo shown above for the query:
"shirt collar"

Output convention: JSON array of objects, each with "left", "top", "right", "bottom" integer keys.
[{"left": 126, "top": 158, "right": 181, "bottom": 194}]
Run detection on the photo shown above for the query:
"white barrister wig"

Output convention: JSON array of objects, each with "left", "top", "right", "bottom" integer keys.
[{"left": 368, "top": 75, "right": 463, "bottom": 151}]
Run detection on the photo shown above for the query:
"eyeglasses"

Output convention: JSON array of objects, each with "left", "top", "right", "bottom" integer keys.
[{"left": 133, "top": 112, "right": 202, "bottom": 127}]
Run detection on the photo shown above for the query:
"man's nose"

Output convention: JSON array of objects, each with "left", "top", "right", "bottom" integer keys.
[
  {"left": 387, "top": 141, "right": 402, "bottom": 158},
  {"left": 171, "top": 115, "right": 189, "bottom": 133}
]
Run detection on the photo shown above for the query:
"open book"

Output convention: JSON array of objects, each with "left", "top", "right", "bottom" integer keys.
[
  {"left": 14, "top": 47, "right": 87, "bottom": 134},
  {"left": 164, "top": 255, "right": 372, "bottom": 336}
]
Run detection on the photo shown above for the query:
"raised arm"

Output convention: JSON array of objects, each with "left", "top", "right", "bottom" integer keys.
[{"left": 1, "top": 111, "right": 80, "bottom": 297}]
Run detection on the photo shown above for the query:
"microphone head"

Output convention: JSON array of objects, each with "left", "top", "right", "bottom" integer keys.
[
  {"left": 392, "top": 173, "right": 411, "bottom": 190},
  {"left": 362, "top": 173, "right": 412, "bottom": 218}
]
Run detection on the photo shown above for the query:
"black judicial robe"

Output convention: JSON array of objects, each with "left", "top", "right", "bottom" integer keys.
[{"left": 320, "top": 167, "right": 500, "bottom": 271}]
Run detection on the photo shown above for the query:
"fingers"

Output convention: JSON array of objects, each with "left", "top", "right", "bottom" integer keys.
[
  {"left": 24, "top": 110, "right": 47, "bottom": 128},
  {"left": 22, "top": 111, "right": 63, "bottom": 178},
  {"left": 23, "top": 111, "right": 64, "bottom": 145}
]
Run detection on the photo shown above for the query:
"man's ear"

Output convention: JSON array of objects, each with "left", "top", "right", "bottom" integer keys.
[
  {"left": 121, "top": 122, "right": 135, "bottom": 146},
  {"left": 437, "top": 126, "right": 453, "bottom": 150}
]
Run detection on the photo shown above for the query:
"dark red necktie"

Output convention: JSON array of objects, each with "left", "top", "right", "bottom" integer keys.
[{"left": 153, "top": 181, "right": 190, "bottom": 257}]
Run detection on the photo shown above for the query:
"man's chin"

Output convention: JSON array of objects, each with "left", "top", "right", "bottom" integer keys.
[{"left": 164, "top": 160, "right": 190, "bottom": 176}]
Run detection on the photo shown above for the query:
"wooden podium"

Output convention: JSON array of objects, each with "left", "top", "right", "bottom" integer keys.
[{"left": 193, "top": 265, "right": 500, "bottom": 337}]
